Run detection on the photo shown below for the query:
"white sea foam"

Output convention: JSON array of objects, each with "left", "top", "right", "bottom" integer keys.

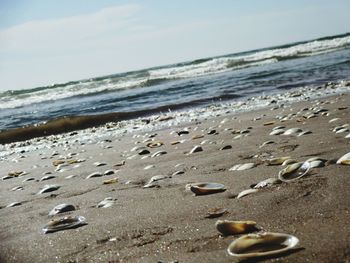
[{"left": 1, "top": 34, "right": 349, "bottom": 110}]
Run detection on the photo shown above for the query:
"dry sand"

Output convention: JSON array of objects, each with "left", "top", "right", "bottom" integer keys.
[{"left": 1, "top": 93, "right": 350, "bottom": 263}]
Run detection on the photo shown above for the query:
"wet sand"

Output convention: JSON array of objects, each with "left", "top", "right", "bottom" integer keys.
[{"left": 1, "top": 92, "right": 350, "bottom": 263}]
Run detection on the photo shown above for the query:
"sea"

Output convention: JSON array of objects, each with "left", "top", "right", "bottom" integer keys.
[{"left": 1, "top": 32, "right": 350, "bottom": 134}]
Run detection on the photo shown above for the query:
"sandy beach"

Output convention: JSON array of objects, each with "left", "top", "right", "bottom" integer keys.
[{"left": 1, "top": 90, "right": 350, "bottom": 263}]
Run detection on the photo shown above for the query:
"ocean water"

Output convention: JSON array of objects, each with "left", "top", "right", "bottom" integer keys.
[{"left": 1, "top": 32, "right": 350, "bottom": 133}]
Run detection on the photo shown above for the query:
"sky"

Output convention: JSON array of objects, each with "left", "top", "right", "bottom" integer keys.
[{"left": 0, "top": 0, "right": 349, "bottom": 91}]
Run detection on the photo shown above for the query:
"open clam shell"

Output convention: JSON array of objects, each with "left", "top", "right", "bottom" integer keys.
[
  {"left": 227, "top": 232, "right": 299, "bottom": 259},
  {"left": 43, "top": 215, "right": 87, "bottom": 234},
  {"left": 278, "top": 162, "right": 310, "bottom": 182},
  {"left": 190, "top": 183, "right": 226, "bottom": 195},
  {"left": 266, "top": 156, "right": 291, "bottom": 166},
  {"left": 216, "top": 220, "right": 258, "bottom": 235}
]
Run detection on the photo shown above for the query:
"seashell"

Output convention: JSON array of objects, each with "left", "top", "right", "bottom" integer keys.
[
  {"left": 216, "top": 220, "right": 258, "bottom": 235},
  {"left": 227, "top": 232, "right": 299, "bottom": 259},
  {"left": 103, "top": 178, "right": 118, "bottom": 184},
  {"left": 103, "top": 170, "right": 115, "bottom": 176},
  {"left": 147, "top": 141, "right": 163, "bottom": 148},
  {"left": 114, "top": 160, "right": 125, "bottom": 167},
  {"left": 263, "top": 121, "right": 275, "bottom": 126},
  {"left": 189, "top": 145, "right": 203, "bottom": 154},
  {"left": 297, "top": 130, "right": 312, "bottom": 136},
  {"left": 204, "top": 208, "right": 228, "bottom": 218},
  {"left": 269, "top": 129, "right": 284, "bottom": 135},
  {"left": 38, "top": 185, "right": 61, "bottom": 194},
  {"left": 65, "top": 175, "right": 77, "bottom": 179},
  {"left": 336, "top": 152, "right": 350, "bottom": 165},
  {"left": 8, "top": 171, "right": 25, "bottom": 177},
  {"left": 192, "top": 134, "right": 204, "bottom": 140},
  {"left": 207, "top": 129, "right": 216, "bottom": 134},
  {"left": 335, "top": 128, "right": 349, "bottom": 134},
  {"left": 97, "top": 197, "right": 115, "bottom": 208},
  {"left": 283, "top": 128, "right": 302, "bottom": 136},
  {"left": 278, "top": 162, "right": 310, "bottom": 182},
  {"left": 272, "top": 126, "right": 285, "bottom": 130},
  {"left": 252, "top": 178, "right": 281, "bottom": 189},
  {"left": 177, "top": 130, "right": 189, "bottom": 136},
  {"left": 94, "top": 162, "right": 107, "bottom": 167},
  {"left": 282, "top": 159, "right": 297, "bottom": 166},
  {"left": 329, "top": 118, "right": 340, "bottom": 123},
  {"left": 138, "top": 149, "right": 150, "bottom": 155},
  {"left": 52, "top": 160, "right": 65, "bottom": 166},
  {"left": 220, "top": 145, "right": 232, "bottom": 150},
  {"left": 144, "top": 175, "right": 169, "bottom": 188},
  {"left": 259, "top": 140, "right": 275, "bottom": 148},
  {"left": 190, "top": 182, "right": 226, "bottom": 196},
  {"left": 345, "top": 133, "right": 350, "bottom": 138},
  {"left": 23, "top": 177, "right": 35, "bottom": 182},
  {"left": 170, "top": 141, "right": 181, "bottom": 145},
  {"left": 144, "top": 165, "right": 155, "bottom": 170},
  {"left": 11, "top": 186, "right": 24, "bottom": 191},
  {"left": 229, "top": 163, "right": 256, "bottom": 171},
  {"left": 6, "top": 202, "right": 22, "bottom": 208},
  {"left": 40, "top": 175, "right": 56, "bottom": 181},
  {"left": 43, "top": 215, "right": 87, "bottom": 234},
  {"left": 49, "top": 204, "right": 76, "bottom": 216},
  {"left": 308, "top": 160, "right": 325, "bottom": 168},
  {"left": 237, "top": 189, "right": 258, "bottom": 199},
  {"left": 266, "top": 156, "right": 291, "bottom": 166},
  {"left": 151, "top": 150, "right": 167, "bottom": 158},
  {"left": 172, "top": 170, "right": 185, "bottom": 176},
  {"left": 86, "top": 172, "right": 103, "bottom": 179},
  {"left": 2, "top": 175, "right": 14, "bottom": 180}
]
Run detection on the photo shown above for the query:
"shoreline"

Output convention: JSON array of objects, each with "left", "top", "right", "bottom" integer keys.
[{"left": 0, "top": 85, "right": 350, "bottom": 262}]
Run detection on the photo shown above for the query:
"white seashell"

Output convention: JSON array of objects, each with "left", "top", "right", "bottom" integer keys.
[
  {"left": 172, "top": 170, "right": 185, "bottom": 176},
  {"left": 336, "top": 152, "right": 350, "bottom": 165},
  {"left": 65, "top": 175, "right": 77, "bottom": 179},
  {"left": 151, "top": 150, "right": 167, "bottom": 158},
  {"left": 266, "top": 156, "right": 291, "bottom": 166},
  {"left": 278, "top": 162, "right": 310, "bottom": 182},
  {"left": 40, "top": 175, "right": 56, "bottom": 181},
  {"left": 329, "top": 118, "right": 339, "bottom": 123},
  {"left": 283, "top": 128, "right": 302, "bottom": 136},
  {"left": 345, "top": 133, "right": 350, "bottom": 138},
  {"left": 103, "top": 170, "right": 115, "bottom": 176},
  {"left": 37, "top": 185, "right": 61, "bottom": 194},
  {"left": 6, "top": 202, "right": 22, "bottom": 207},
  {"left": 227, "top": 232, "right": 299, "bottom": 259},
  {"left": 49, "top": 204, "right": 76, "bottom": 216},
  {"left": 237, "top": 189, "right": 258, "bottom": 199},
  {"left": 43, "top": 215, "right": 87, "bottom": 234},
  {"left": 253, "top": 178, "right": 281, "bottom": 189},
  {"left": 144, "top": 165, "right": 155, "bottom": 170},
  {"left": 282, "top": 159, "right": 297, "bottom": 166},
  {"left": 259, "top": 141, "right": 275, "bottom": 148},
  {"left": 94, "top": 162, "right": 107, "bottom": 167},
  {"left": 143, "top": 175, "right": 169, "bottom": 188},
  {"left": 11, "top": 186, "right": 24, "bottom": 191},
  {"left": 335, "top": 128, "right": 349, "bottom": 134},
  {"left": 308, "top": 160, "right": 325, "bottom": 168},
  {"left": 23, "top": 177, "right": 35, "bottom": 182},
  {"left": 272, "top": 126, "right": 285, "bottom": 130},
  {"left": 189, "top": 145, "right": 203, "bottom": 154},
  {"left": 86, "top": 172, "right": 103, "bottom": 179},
  {"left": 97, "top": 197, "right": 115, "bottom": 208},
  {"left": 230, "top": 163, "right": 256, "bottom": 171},
  {"left": 297, "top": 130, "right": 312, "bottom": 136},
  {"left": 269, "top": 129, "right": 284, "bottom": 135}
]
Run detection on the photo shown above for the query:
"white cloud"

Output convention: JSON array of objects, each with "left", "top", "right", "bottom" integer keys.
[{"left": 0, "top": 4, "right": 141, "bottom": 55}]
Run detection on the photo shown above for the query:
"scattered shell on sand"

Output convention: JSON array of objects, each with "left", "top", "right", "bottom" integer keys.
[
  {"left": 97, "top": 197, "right": 115, "bottom": 208},
  {"left": 65, "top": 175, "right": 77, "bottom": 179},
  {"left": 216, "top": 220, "right": 258, "bottom": 235},
  {"left": 147, "top": 141, "right": 164, "bottom": 148},
  {"left": 103, "top": 178, "right": 118, "bottom": 184},
  {"left": 237, "top": 189, "right": 259, "bottom": 199},
  {"left": 229, "top": 163, "right": 256, "bottom": 171},
  {"left": 192, "top": 134, "right": 204, "bottom": 140},
  {"left": 151, "top": 150, "right": 167, "bottom": 158},
  {"left": 172, "top": 170, "right": 185, "bottom": 176},
  {"left": 86, "top": 172, "right": 103, "bottom": 179},
  {"left": 144, "top": 164, "right": 155, "bottom": 170},
  {"left": 43, "top": 215, "right": 87, "bottom": 234},
  {"left": 40, "top": 175, "right": 56, "bottom": 181},
  {"left": 11, "top": 186, "right": 24, "bottom": 191},
  {"left": 278, "top": 162, "right": 311, "bottom": 182},
  {"left": 23, "top": 177, "right": 35, "bottom": 182},
  {"left": 283, "top": 128, "right": 303, "bottom": 136},
  {"left": 204, "top": 208, "right": 228, "bottom": 218},
  {"left": 144, "top": 175, "right": 169, "bottom": 188},
  {"left": 103, "top": 170, "right": 115, "bottom": 176},
  {"left": 189, "top": 145, "right": 203, "bottom": 154},
  {"left": 190, "top": 182, "right": 226, "bottom": 196},
  {"left": 269, "top": 129, "right": 285, "bottom": 135},
  {"left": 336, "top": 152, "right": 350, "bottom": 165},
  {"left": 114, "top": 160, "right": 125, "bottom": 167},
  {"left": 37, "top": 185, "right": 61, "bottom": 194},
  {"left": 6, "top": 202, "right": 22, "bottom": 208},
  {"left": 94, "top": 162, "right": 107, "bottom": 167},
  {"left": 259, "top": 141, "right": 275, "bottom": 148},
  {"left": 49, "top": 204, "right": 76, "bottom": 216},
  {"left": 227, "top": 232, "right": 299, "bottom": 259},
  {"left": 266, "top": 156, "right": 291, "bottom": 166},
  {"left": 138, "top": 149, "right": 150, "bottom": 155},
  {"left": 252, "top": 178, "right": 281, "bottom": 189},
  {"left": 220, "top": 145, "right": 232, "bottom": 150}
]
